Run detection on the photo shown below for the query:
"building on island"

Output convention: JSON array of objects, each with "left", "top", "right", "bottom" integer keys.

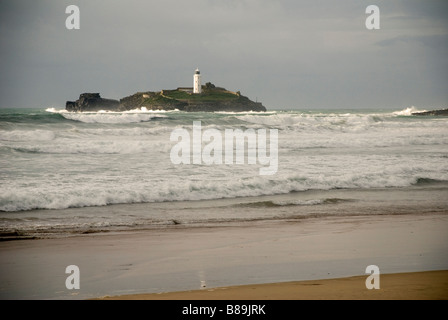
[
  {"left": 193, "top": 68, "right": 201, "bottom": 94},
  {"left": 177, "top": 87, "right": 193, "bottom": 93}
]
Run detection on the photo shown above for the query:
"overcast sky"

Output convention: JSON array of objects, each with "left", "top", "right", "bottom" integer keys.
[{"left": 0, "top": 0, "right": 447, "bottom": 110}]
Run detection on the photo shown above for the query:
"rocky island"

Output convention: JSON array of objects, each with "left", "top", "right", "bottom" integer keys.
[{"left": 66, "top": 82, "right": 266, "bottom": 112}]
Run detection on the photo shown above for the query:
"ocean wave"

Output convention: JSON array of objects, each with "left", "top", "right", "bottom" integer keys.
[
  {"left": 234, "top": 110, "right": 448, "bottom": 138},
  {"left": 45, "top": 108, "right": 68, "bottom": 113},
  {"left": 70, "top": 126, "right": 174, "bottom": 137},
  {"left": 61, "top": 113, "right": 168, "bottom": 124},
  {"left": 46, "top": 107, "right": 174, "bottom": 123},
  {"left": 1, "top": 172, "right": 446, "bottom": 212},
  {"left": 235, "top": 112, "right": 385, "bottom": 131},
  {"left": 0, "top": 129, "right": 56, "bottom": 141},
  {"left": 393, "top": 106, "right": 426, "bottom": 116},
  {"left": 2, "top": 107, "right": 447, "bottom": 213},
  {"left": 5, "top": 139, "right": 163, "bottom": 154},
  {"left": 233, "top": 198, "right": 352, "bottom": 208},
  {"left": 214, "top": 110, "right": 277, "bottom": 115},
  {"left": 46, "top": 107, "right": 179, "bottom": 114}
]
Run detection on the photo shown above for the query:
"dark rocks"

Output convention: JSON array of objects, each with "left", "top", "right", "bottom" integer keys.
[
  {"left": 66, "top": 93, "right": 121, "bottom": 112},
  {"left": 412, "top": 109, "right": 448, "bottom": 116},
  {"left": 183, "top": 99, "right": 266, "bottom": 112}
]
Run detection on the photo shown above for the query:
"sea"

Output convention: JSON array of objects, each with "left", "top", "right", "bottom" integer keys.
[{"left": 1, "top": 106, "right": 447, "bottom": 239}]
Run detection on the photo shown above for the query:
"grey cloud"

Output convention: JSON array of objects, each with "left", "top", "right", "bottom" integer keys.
[{"left": 0, "top": 0, "right": 447, "bottom": 109}]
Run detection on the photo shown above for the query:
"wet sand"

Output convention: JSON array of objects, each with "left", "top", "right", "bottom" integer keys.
[
  {"left": 96, "top": 270, "right": 448, "bottom": 300},
  {"left": 1, "top": 213, "right": 447, "bottom": 300}
]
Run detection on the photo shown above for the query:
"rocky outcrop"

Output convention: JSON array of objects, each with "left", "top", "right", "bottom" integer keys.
[
  {"left": 66, "top": 93, "right": 121, "bottom": 112},
  {"left": 183, "top": 97, "right": 266, "bottom": 112},
  {"left": 412, "top": 109, "right": 448, "bottom": 116}
]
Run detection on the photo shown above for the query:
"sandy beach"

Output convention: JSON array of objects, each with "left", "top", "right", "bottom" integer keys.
[
  {"left": 1, "top": 212, "right": 447, "bottom": 300},
  {"left": 96, "top": 270, "right": 448, "bottom": 300}
]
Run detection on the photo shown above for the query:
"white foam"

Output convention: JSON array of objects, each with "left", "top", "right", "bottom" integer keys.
[
  {"left": 123, "top": 107, "right": 179, "bottom": 113},
  {"left": 7, "top": 139, "right": 165, "bottom": 154},
  {"left": 272, "top": 199, "right": 325, "bottom": 206},
  {"left": 73, "top": 126, "right": 174, "bottom": 137},
  {"left": 46, "top": 107, "right": 178, "bottom": 114},
  {"left": 393, "top": 106, "right": 426, "bottom": 116},
  {"left": 0, "top": 129, "right": 56, "bottom": 141},
  {"left": 235, "top": 112, "right": 386, "bottom": 134},
  {"left": 214, "top": 110, "right": 277, "bottom": 115},
  {"left": 45, "top": 107, "right": 67, "bottom": 113},
  {"left": 2, "top": 159, "right": 447, "bottom": 212},
  {"left": 61, "top": 113, "right": 167, "bottom": 124}
]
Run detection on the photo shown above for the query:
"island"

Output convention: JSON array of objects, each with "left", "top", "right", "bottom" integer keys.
[{"left": 66, "top": 82, "right": 266, "bottom": 112}]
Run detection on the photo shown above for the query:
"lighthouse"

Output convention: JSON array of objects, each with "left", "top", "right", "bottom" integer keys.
[{"left": 193, "top": 68, "right": 201, "bottom": 94}]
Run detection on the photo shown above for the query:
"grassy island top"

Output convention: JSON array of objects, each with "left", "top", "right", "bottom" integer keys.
[
  {"left": 118, "top": 82, "right": 266, "bottom": 112},
  {"left": 162, "top": 87, "right": 240, "bottom": 101}
]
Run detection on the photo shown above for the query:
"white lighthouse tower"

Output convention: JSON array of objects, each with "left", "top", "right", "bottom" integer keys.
[{"left": 193, "top": 68, "right": 201, "bottom": 94}]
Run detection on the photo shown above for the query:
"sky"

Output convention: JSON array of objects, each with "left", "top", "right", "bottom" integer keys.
[{"left": 0, "top": 0, "right": 447, "bottom": 110}]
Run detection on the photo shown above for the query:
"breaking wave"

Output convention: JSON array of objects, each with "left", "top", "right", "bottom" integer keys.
[
  {"left": 0, "top": 129, "right": 56, "bottom": 142},
  {"left": 234, "top": 198, "right": 353, "bottom": 208},
  {"left": 60, "top": 113, "right": 167, "bottom": 123},
  {"left": 1, "top": 172, "right": 447, "bottom": 212},
  {"left": 1, "top": 106, "right": 447, "bottom": 212},
  {"left": 393, "top": 106, "right": 426, "bottom": 116},
  {"left": 45, "top": 107, "right": 175, "bottom": 124}
]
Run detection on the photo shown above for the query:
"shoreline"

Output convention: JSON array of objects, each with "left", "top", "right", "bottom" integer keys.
[
  {"left": 94, "top": 270, "right": 448, "bottom": 300},
  {"left": 1, "top": 212, "right": 447, "bottom": 300},
  {"left": 2, "top": 183, "right": 448, "bottom": 241}
]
